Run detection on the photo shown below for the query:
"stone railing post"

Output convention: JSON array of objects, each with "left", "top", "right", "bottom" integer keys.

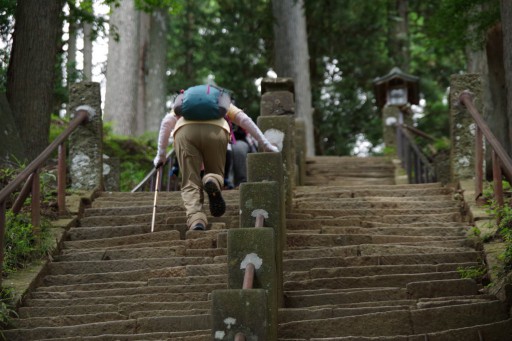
[
  {"left": 68, "top": 81, "right": 103, "bottom": 191},
  {"left": 449, "top": 74, "right": 482, "bottom": 184},
  {"left": 258, "top": 77, "right": 296, "bottom": 212}
]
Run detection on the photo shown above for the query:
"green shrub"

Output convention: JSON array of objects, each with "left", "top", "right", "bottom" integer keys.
[{"left": 4, "top": 211, "right": 54, "bottom": 275}]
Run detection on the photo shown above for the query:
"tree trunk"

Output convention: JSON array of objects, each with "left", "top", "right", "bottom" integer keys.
[
  {"left": 388, "top": 0, "right": 410, "bottom": 70},
  {"left": 145, "top": 9, "right": 169, "bottom": 133},
  {"left": 136, "top": 12, "right": 150, "bottom": 136},
  {"left": 272, "top": 0, "right": 315, "bottom": 156},
  {"left": 104, "top": 0, "right": 140, "bottom": 136},
  {"left": 6, "top": 0, "right": 64, "bottom": 161},
  {"left": 68, "top": 20, "right": 78, "bottom": 85},
  {"left": 83, "top": 21, "right": 93, "bottom": 81},
  {"left": 501, "top": 0, "right": 512, "bottom": 156}
]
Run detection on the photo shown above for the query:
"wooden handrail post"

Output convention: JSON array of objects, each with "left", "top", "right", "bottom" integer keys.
[
  {"left": 234, "top": 332, "right": 246, "bottom": 341},
  {"left": 58, "top": 143, "right": 67, "bottom": 215},
  {"left": 31, "top": 169, "right": 41, "bottom": 238},
  {"left": 475, "top": 126, "right": 484, "bottom": 202},
  {"left": 492, "top": 151, "right": 504, "bottom": 208}
]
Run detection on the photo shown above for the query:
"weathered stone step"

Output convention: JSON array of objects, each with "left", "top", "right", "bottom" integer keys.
[
  {"left": 35, "top": 330, "right": 211, "bottom": 341},
  {"left": 42, "top": 263, "right": 227, "bottom": 286},
  {"left": 283, "top": 251, "right": 482, "bottom": 272},
  {"left": 284, "top": 271, "right": 461, "bottom": 291},
  {"left": 35, "top": 274, "right": 228, "bottom": 294},
  {"left": 285, "top": 287, "right": 409, "bottom": 308},
  {"left": 46, "top": 257, "right": 220, "bottom": 275},
  {"left": 12, "top": 312, "right": 129, "bottom": 329},
  {"left": 298, "top": 318, "right": 512, "bottom": 341},
  {"left": 286, "top": 212, "right": 462, "bottom": 230},
  {"left": 292, "top": 200, "right": 458, "bottom": 210},
  {"left": 3, "top": 314, "right": 211, "bottom": 340},
  {"left": 18, "top": 300, "right": 211, "bottom": 319},
  {"left": 62, "top": 230, "right": 181, "bottom": 249},
  {"left": 289, "top": 208, "right": 460, "bottom": 219},
  {"left": 286, "top": 233, "right": 463, "bottom": 248},
  {"left": 318, "top": 225, "right": 467, "bottom": 237},
  {"left": 30, "top": 282, "right": 226, "bottom": 301},
  {"left": 285, "top": 264, "right": 478, "bottom": 282},
  {"left": 278, "top": 300, "right": 508, "bottom": 339},
  {"left": 24, "top": 291, "right": 210, "bottom": 308},
  {"left": 55, "top": 245, "right": 225, "bottom": 262},
  {"left": 284, "top": 244, "right": 474, "bottom": 261}
]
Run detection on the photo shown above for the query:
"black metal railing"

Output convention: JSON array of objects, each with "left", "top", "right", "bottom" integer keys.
[{"left": 396, "top": 123, "right": 437, "bottom": 184}]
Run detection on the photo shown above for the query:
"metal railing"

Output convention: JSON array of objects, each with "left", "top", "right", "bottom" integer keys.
[
  {"left": 0, "top": 109, "right": 90, "bottom": 282},
  {"left": 459, "top": 91, "right": 512, "bottom": 207},
  {"left": 131, "top": 149, "right": 178, "bottom": 192},
  {"left": 396, "top": 123, "right": 437, "bottom": 184}
]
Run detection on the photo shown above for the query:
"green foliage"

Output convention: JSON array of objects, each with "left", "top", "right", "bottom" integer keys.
[
  {"left": 103, "top": 122, "right": 158, "bottom": 191},
  {"left": 0, "top": 287, "right": 17, "bottom": 331},
  {"left": 457, "top": 265, "right": 487, "bottom": 280},
  {"left": 484, "top": 197, "right": 512, "bottom": 277},
  {"left": 4, "top": 211, "right": 54, "bottom": 275}
]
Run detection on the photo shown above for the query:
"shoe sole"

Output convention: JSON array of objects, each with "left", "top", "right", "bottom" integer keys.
[{"left": 204, "top": 181, "right": 226, "bottom": 217}]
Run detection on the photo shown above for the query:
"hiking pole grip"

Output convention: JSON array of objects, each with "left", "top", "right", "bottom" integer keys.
[{"left": 151, "top": 169, "right": 161, "bottom": 233}]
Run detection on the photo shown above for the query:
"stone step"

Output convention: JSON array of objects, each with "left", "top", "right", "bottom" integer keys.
[
  {"left": 283, "top": 251, "right": 482, "bottom": 272},
  {"left": 301, "top": 318, "right": 512, "bottom": 340},
  {"left": 23, "top": 291, "right": 211, "bottom": 308},
  {"left": 286, "top": 212, "right": 463, "bottom": 230},
  {"left": 3, "top": 314, "right": 211, "bottom": 340},
  {"left": 289, "top": 207, "right": 461, "bottom": 218},
  {"left": 35, "top": 274, "right": 228, "bottom": 294},
  {"left": 38, "top": 330, "right": 211, "bottom": 341},
  {"left": 30, "top": 282, "right": 226, "bottom": 300},
  {"left": 283, "top": 244, "right": 475, "bottom": 261},
  {"left": 319, "top": 225, "right": 467, "bottom": 236},
  {"left": 277, "top": 300, "right": 508, "bottom": 339},
  {"left": 55, "top": 245, "right": 225, "bottom": 262},
  {"left": 292, "top": 200, "right": 458, "bottom": 210},
  {"left": 79, "top": 210, "right": 238, "bottom": 227},
  {"left": 286, "top": 233, "right": 464, "bottom": 248},
  {"left": 284, "top": 271, "right": 462, "bottom": 291},
  {"left": 285, "top": 264, "right": 479, "bottom": 282},
  {"left": 42, "top": 263, "right": 227, "bottom": 286},
  {"left": 46, "top": 257, "right": 221, "bottom": 275}
]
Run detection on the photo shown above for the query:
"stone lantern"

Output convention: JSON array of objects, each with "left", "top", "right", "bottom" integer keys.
[{"left": 373, "top": 67, "right": 420, "bottom": 150}]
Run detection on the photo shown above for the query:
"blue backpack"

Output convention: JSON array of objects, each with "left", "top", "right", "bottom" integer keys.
[{"left": 173, "top": 84, "right": 231, "bottom": 120}]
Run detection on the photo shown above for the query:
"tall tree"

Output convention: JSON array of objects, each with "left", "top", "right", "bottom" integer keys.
[
  {"left": 104, "top": 0, "right": 140, "bottom": 136},
  {"left": 6, "top": 0, "right": 64, "bottom": 161},
  {"left": 145, "top": 8, "right": 169, "bottom": 133},
  {"left": 272, "top": 0, "right": 315, "bottom": 156},
  {"left": 501, "top": 0, "right": 512, "bottom": 152}
]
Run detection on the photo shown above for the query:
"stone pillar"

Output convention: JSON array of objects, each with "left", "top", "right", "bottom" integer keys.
[
  {"left": 295, "top": 118, "right": 307, "bottom": 186},
  {"left": 260, "top": 77, "right": 295, "bottom": 117},
  {"left": 449, "top": 74, "right": 482, "bottom": 183},
  {"left": 225, "top": 228, "right": 278, "bottom": 339},
  {"left": 257, "top": 115, "right": 295, "bottom": 211},
  {"left": 239, "top": 181, "right": 283, "bottom": 307},
  {"left": 68, "top": 82, "right": 103, "bottom": 191},
  {"left": 212, "top": 289, "right": 269, "bottom": 340}
]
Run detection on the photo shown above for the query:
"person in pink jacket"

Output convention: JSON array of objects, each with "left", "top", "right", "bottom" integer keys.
[{"left": 154, "top": 100, "right": 278, "bottom": 231}]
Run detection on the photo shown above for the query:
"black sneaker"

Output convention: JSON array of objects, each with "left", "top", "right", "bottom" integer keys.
[
  {"left": 204, "top": 181, "right": 226, "bottom": 217},
  {"left": 192, "top": 222, "right": 205, "bottom": 231}
]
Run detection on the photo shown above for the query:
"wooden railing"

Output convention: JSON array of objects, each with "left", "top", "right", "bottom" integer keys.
[
  {"left": 0, "top": 109, "right": 90, "bottom": 283},
  {"left": 396, "top": 123, "right": 437, "bottom": 184},
  {"left": 459, "top": 91, "right": 512, "bottom": 207}
]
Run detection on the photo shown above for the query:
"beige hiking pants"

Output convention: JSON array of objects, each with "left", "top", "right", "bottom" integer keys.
[{"left": 174, "top": 124, "right": 229, "bottom": 227}]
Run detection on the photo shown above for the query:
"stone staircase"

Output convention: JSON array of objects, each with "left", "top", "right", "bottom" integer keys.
[{"left": 4, "top": 156, "right": 512, "bottom": 340}]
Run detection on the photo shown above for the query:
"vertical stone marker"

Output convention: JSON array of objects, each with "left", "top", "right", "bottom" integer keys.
[{"left": 68, "top": 81, "right": 104, "bottom": 191}]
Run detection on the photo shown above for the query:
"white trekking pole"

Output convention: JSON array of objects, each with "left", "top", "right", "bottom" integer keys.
[{"left": 151, "top": 169, "right": 161, "bottom": 233}]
